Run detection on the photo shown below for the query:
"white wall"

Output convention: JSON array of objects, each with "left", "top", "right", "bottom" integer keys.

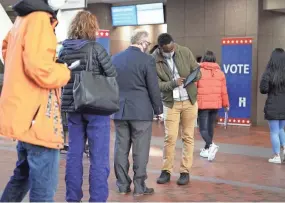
[
  {"left": 263, "top": 0, "right": 285, "bottom": 10},
  {"left": 55, "top": 9, "right": 83, "bottom": 43},
  {"left": 0, "top": 3, "right": 13, "bottom": 63}
]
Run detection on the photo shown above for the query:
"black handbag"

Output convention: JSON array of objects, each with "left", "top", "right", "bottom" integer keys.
[{"left": 73, "top": 43, "right": 119, "bottom": 115}]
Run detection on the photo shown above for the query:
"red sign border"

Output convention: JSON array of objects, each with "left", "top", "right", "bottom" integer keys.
[
  {"left": 96, "top": 30, "right": 110, "bottom": 38},
  {"left": 221, "top": 37, "right": 253, "bottom": 45}
]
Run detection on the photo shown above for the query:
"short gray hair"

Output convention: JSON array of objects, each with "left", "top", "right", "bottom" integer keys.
[{"left": 130, "top": 29, "right": 149, "bottom": 45}]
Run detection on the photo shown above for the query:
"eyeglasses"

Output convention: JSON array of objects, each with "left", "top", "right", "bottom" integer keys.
[{"left": 143, "top": 41, "right": 151, "bottom": 46}]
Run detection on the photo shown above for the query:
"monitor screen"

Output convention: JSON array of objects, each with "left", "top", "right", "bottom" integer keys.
[
  {"left": 111, "top": 3, "right": 164, "bottom": 26},
  {"left": 136, "top": 3, "right": 164, "bottom": 25},
  {"left": 111, "top": 5, "right": 137, "bottom": 26}
]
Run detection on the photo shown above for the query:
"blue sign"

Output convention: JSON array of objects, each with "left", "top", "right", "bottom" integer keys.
[
  {"left": 218, "top": 38, "right": 253, "bottom": 126},
  {"left": 96, "top": 30, "right": 110, "bottom": 54},
  {"left": 111, "top": 5, "right": 137, "bottom": 26},
  {"left": 97, "top": 38, "right": 110, "bottom": 54}
]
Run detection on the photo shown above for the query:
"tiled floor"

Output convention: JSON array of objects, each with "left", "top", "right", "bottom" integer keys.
[{"left": 1, "top": 121, "right": 284, "bottom": 202}]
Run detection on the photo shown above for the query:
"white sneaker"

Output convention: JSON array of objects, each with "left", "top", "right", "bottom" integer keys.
[
  {"left": 158, "top": 114, "right": 164, "bottom": 121},
  {"left": 200, "top": 148, "right": 209, "bottom": 158},
  {"left": 208, "top": 143, "right": 219, "bottom": 161},
  {"left": 268, "top": 155, "right": 282, "bottom": 164}
]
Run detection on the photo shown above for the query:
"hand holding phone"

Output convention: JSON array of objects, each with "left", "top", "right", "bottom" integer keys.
[
  {"left": 69, "top": 60, "right": 80, "bottom": 70},
  {"left": 176, "top": 78, "right": 185, "bottom": 86},
  {"left": 224, "top": 107, "right": 230, "bottom": 112}
]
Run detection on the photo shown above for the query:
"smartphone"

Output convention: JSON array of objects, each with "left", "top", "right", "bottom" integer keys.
[{"left": 69, "top": 60, "right": 80, "bottom": 70}]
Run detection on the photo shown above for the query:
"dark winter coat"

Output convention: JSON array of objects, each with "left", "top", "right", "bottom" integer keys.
[
  {"left": 259, "top": 70, "right": 285, "bottom": 120},
  {"left": 59, "top": 39, "right": 116, "bottom": 112}
]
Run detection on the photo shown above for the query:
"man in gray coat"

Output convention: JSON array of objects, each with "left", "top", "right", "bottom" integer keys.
[{"left": 112, "top": 29, "right": 162, "bottom": 196}]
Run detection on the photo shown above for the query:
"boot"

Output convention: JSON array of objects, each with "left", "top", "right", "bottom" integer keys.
[
  {"left": 133, "top": 187, "right": 154, "bottom": 196},
  {"left": 156, "top": 170, "right": 171, "bottom": 184},
  {"left": 177, "top": 173, "right": 190, "bottom": 185}
]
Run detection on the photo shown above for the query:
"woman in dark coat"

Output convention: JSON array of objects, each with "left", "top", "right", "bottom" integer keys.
[
  {"left": 59, "top": 11, "right": 116, "bottom": 202},
  {"left": 260, "top": 48, "right": 285, "bottom": 164}
]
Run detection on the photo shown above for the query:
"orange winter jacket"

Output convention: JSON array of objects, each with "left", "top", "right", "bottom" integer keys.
[
  {"left": 0, "top": 2, "right": 70, "bottom": 149},
  {"left": 197, "top": 62, "right": 229, "bottom": 110}
]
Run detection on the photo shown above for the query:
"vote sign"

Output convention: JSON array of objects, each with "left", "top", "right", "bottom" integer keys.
[
  {"left": 96, "top": 30, "right": 110, "bottom": 54},
  {"left": 218, "top": 38, "right": 253, "bottom": 126}
]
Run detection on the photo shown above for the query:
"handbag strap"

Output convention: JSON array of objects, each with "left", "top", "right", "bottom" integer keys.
[
  {"left": 86, "top": 42, "right": 105, "bottom": 75},
  {"left": 87, "top": 43, "right": 93, "bottom": 71}
]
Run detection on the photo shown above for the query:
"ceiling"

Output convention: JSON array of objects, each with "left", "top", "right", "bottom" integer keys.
[
  {"left": 0, "top": 0, "right": 18, "bottom": 9},
  {"left": 0, "top": 0, "right": 166, "bottom": 10}
]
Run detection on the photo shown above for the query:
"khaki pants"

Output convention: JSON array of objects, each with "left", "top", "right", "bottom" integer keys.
[{"left": 162, "top": 100, "right": 198, "bottom": 173}]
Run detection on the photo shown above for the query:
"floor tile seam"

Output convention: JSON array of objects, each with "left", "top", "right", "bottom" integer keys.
[
  {"left": 0, "top": 143, "right": 272, "bottom": 159},
  {"left": 148, "top": 136, "right": 272, "bottom": 158},
  {"left": 111, "top": 134, "right": 271, "bottom": 151}
]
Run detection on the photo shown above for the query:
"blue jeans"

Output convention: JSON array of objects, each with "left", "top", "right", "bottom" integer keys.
[
  {"left": 268, "top": 120, "right": 285, "bottom": 154},
  {"left": 65, "top": 113, "right": 110, "bottom": 202},
  {"left": 0, "top": 142, "right": 60, "bottom": 202}
]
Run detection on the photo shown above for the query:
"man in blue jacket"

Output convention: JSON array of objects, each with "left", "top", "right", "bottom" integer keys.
[{"left": 112, "top": 29, "right": 163, "bottom": 196}]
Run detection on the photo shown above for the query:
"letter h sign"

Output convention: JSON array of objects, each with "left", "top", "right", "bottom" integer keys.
[{"left": 239, "top": 97, "right": 246, "bottom": 107}]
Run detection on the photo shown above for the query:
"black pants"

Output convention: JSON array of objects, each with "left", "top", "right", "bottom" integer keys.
[
  {"left": 114, "top": 120, "right": 152, "bottom": 194},
  {"left": 198, "top": 109, "right": 218, "bottom": 149}
]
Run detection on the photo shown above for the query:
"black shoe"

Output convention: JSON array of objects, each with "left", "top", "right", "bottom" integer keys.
[
  {"left": 133, "top": 187, "right": 154, "bottom": 196},
  {"left": 177, "top": 173, "right": 190, "bottom": 185},
  {"left": 118, "top": 187, "right": 131, "bottom": 195},
  {"left": 156, "top": 170, "right": 171, "bottom": 184}
]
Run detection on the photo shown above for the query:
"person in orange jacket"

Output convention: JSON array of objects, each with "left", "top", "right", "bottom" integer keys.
[
  {"left": 0, "top": 0, "right": 70, "bottom": 202},
  {"left": 197, "top": 50, "right": 229, "bottom": 162}
]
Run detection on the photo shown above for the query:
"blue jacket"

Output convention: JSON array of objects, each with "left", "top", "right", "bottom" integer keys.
[{"left": 112, "top": 46, "right": 162, "bottom": 121}]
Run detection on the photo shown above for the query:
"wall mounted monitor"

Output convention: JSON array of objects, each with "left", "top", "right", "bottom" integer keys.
[
  {"left": 61, "top": 0, "right": 87, "bottom": 10},
  {"left": 111, "top": 5, "right": 138, "bottom": 26},
  {"left": 111, "top": 3, "right": 165, "bottom": 26},
  {"left": 136, "top": 3, "right": 164, "bottom": 25}
]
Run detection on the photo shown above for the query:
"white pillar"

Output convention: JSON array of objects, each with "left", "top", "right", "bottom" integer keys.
[
  {"left": 55, "top": 0, "right": 87, "bottom": 42},
  {"left": 55, "top": 9, "right": 83, "bottom": 43}
]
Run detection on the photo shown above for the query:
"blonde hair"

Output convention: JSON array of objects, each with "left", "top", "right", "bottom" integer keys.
[{"left": 68, "top": 11, "right": 99, "bottom": 40}]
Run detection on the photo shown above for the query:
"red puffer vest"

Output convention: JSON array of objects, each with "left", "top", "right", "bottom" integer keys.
[{"left": 197, "top": 62, "right": 229, "bottom": 109}]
